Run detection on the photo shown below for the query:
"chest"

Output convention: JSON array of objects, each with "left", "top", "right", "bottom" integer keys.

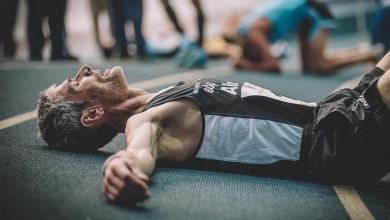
[{"left": 158, "top": 101, "right": 203, "bottom": 161}]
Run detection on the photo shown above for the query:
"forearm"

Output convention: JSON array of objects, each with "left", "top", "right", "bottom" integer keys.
[
  {"left": 123, "top": 121, "right": 160, "bottom": 176},
  {"left": 103, "top": 149, "right": 155, "bottom": 177},
  {"left": 125, "top": 148, "right": 156, "bottom": 176}
]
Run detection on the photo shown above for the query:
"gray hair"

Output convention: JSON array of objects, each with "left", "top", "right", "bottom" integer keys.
[{"left": 37, "top": 91, "right": 118, "bottom": 151}]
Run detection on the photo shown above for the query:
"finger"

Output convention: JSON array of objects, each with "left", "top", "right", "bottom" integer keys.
[
  {"left": 105, "top": 183, "right": 120, "bottom": 196},
  {"left": 111, "top": 161, "right": 132, "bottom": 179},
  {"left": 104, "top": 180, "right": 120, "bottom": 198},
  {"left": 105, "top": 191, "right": 116, "bottom": 202},
  {"left": 112, "top": 165, "right": 148, "bottom": 191},
  {"left": 106, "top": 174, "right": 125, "bottom": 190},
  {"left": 122, "top": 160, "right": 149, "bottom": 183},
  {"left": 138, "top": 174, "right": 150, "bottom": 184},
  {"left": 122, "top": 186, "right": 151, "bottom": 200},
  {"left": 123, "top": 173, "right": 149, "bottom": 191},
  {"left": 131, "top": 167, "right": 150, "bottom": 183},
  {"left": 105, "top": 181, "right": 148, "bottom": 203}
]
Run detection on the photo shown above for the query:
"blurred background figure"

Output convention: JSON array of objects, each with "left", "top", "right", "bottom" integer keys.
[
  {"left": 27, "top": 0, "right": 78, "bottom": 61},
  {"left": 0, "top": 0, "right": 20, "bottom": 59},
  {"left": 90, "top": 0, "right": 113, "bottom": 58},
  {"left": 162, "top": 0, "right": 204, "bottom": 47},
  {"left": 161, "top": 0, "right": 208, "bottom": 68},
  {"left": 233, "top": 0, "right": 380, "bottom": 73},
  {"left": 106, "top": 0, "right": 146, "bottom": 58},
  {"left": 370, "top": 0, "right": 390, "bottom": 52}
]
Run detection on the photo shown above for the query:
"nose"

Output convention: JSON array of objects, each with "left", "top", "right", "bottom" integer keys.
[{"left": 74, "top": 65, "right": 92, "bottom": 80}]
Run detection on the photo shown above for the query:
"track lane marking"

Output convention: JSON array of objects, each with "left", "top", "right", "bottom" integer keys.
[
  {"left": 0, "top": 111, "right": 38, "bottom": 130},
  {"left": 334, "top": 185, "right": 375, "bottom": 220},
  {"left": 0, "top": 66, "right": 232, "bottom": 130}
]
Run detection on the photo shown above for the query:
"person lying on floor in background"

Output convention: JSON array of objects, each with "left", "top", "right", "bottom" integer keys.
[
  {"left": 233, "top": 0, "right": 380, "bottom": 73},
  {"left": 38, "top": 52, "right": 390, "bottom": 204}
]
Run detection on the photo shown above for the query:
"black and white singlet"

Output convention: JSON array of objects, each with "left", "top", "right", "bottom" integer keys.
[{"left": 143, "top": 79, "right": 316, "bottom": 165}]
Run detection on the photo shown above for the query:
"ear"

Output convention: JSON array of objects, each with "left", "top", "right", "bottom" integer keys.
[{"left": 80, "top": 106, "right": 105, "bottom": 128}]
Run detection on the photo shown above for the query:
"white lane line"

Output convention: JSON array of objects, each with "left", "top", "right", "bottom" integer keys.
[
  {"left": 0, "top": 111, "right": 38, "bottom": 130},
  {"left": 334, "top": 185, "right": 375, "bottom": 220},
  {"left": 0, "top": 65, "right": 233, "bottom": 130},
  {"left": 130, "top": 66, "right": 231, "bottom": 89}
]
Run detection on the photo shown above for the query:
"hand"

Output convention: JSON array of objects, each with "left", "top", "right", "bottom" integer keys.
[{"left": 103, "top": 152, "right": 151, "bottom": 204}]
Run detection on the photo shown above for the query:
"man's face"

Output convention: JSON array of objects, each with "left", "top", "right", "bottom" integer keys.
[{"left": 47, "top": 65, "right": 129, "bottom": 106}]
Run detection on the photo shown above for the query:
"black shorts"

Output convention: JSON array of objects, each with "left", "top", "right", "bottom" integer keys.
[{"left": 301, "top": 67, "right": 390, "bottom": 183}]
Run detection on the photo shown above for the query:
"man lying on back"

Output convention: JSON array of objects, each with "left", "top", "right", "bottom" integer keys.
[{"left": 38, "top": 52, "right": 390, "bottom": 203}]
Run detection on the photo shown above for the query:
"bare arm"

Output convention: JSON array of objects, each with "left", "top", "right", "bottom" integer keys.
[
  {"left": 103, "top": 114, "right": 162, "bottom": 203},
  {"left": 102, "top": 100, "right": 201, "bottom": 204}
]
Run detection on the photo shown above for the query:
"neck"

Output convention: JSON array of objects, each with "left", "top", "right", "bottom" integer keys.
[{"left": 104, "top": 88, "right": 156, "bottom": 132}]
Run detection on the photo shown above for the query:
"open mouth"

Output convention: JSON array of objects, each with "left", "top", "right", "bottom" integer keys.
[{"left": 100, "top": 69, "right": 111, "bottom": 78}]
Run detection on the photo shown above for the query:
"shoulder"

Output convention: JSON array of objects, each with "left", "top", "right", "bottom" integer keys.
[{"left": 126, "top": 99, "right": 199, "bottom": 131}]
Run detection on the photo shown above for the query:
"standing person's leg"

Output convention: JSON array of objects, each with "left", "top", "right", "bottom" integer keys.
[
  {"left": 47, "top": 0, "right": 67, "bottom": 59},
  {"left": 90, "top": 0, "right": 103, "bottom": 50},
  {"left": 161, "top": 0, "right": 184, "bottom": 36},
  {"left": 126, "top": 0, "right": 146, "bottom": 55},
  {"left": 299, "top": 28, "right": 377, "bottom": 73},
  {"left": 0, "top": 0, "right": 19, "bottom": 57},
  {"left": 191, "top": 0, "right": 205, "bottom": 47},
  {"left": 370, "top": 6, "right": 390, "bottom": 52},
  {"left": 106, "top": 0, "right": 128, "bottom": 57},
  {"left": 27, "top": 0, "right": 46, "bottom": 60},
  {"left": 90, "top": 0, "right": 112, "bottom": 58}
]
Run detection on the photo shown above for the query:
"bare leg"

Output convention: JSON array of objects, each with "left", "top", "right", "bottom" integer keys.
[
  {"left": 161, "top": 0, "right": 184, "bottom": 35},
  {"left": 233, "top": 19, "right": 281, "bottom": 72},
  {"left": 300, "top": 29, "right": 377, "bottom": 73},
  {"left": 191, "top": 0, "right": 205, "bottom": 47},
  {"left": 90, "top": 0, "right": 102, "bottom": 49},
  {"left": 376, "top": 52, "right": 390, "bottom": 109}
]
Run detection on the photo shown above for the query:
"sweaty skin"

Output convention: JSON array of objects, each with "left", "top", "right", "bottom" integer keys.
[
  {"left": 47, "top": 52, "right": 390, "bottom": 204},
  {"left": 104, "top": 52, "right": 390, "bottom": 203},
  {"left": 46, "top": 65, "right": 202, "bottom": 203},
  {"left": 103, "top": 99, "right": 202, "bottom": 203}
]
